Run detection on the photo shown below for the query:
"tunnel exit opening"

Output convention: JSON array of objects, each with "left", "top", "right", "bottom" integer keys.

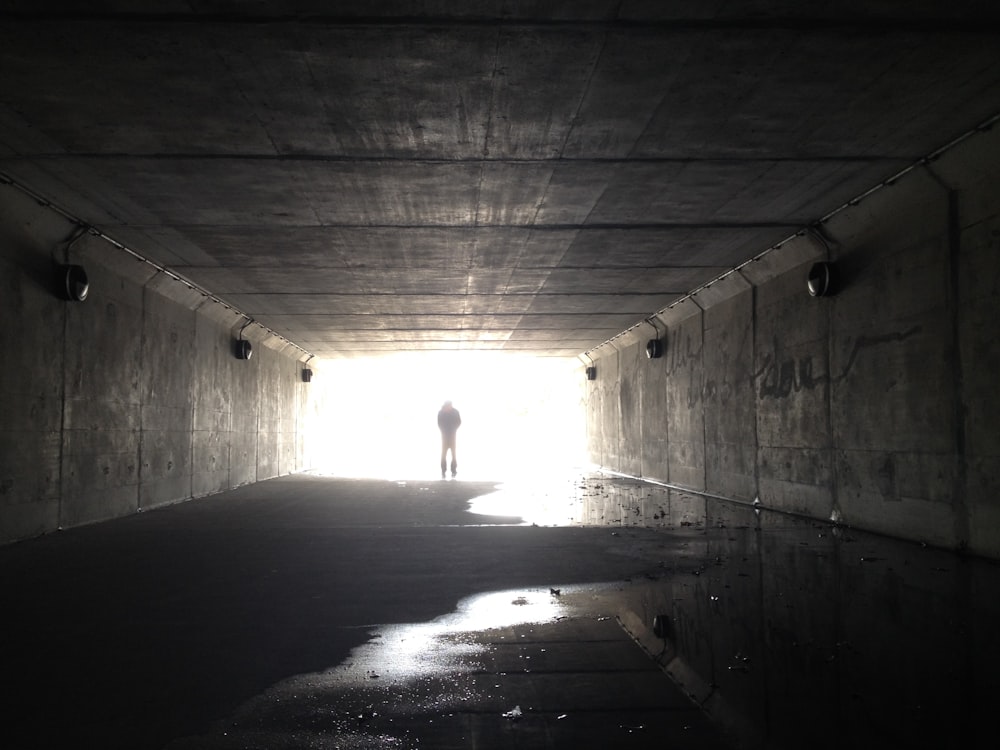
[{"left": 311, "top": 352, "right": 588, "bottom": 482}]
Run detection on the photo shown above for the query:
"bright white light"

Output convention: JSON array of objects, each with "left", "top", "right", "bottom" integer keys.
[
  {"left": 249, "top": 583, "right": 617, "bottom": 695},
  {"left": 465, "top": 474, "right": 591, "bottom": 526},
  {"left": 312, "top": 352, "right": 586, "bottom": 481}
]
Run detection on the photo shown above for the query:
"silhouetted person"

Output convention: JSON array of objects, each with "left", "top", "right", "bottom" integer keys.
[{"left": 437, "top": 400, "right": 461, "bottom": 478}]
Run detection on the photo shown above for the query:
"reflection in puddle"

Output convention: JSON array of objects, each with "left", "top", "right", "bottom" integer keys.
[
  {"left": 566, "top": 476, "right": 1000, "bottom": 750},
  {"left": 465, "top": 472, "right": 710, "bottom": 529},
  {"left": 466, "top": 476, "right": 591, "bottom": 526},
  {"left": 168, "top": 473, "right": 1000, "bottom": 749},
  {"left": 475, "top": 474, "right": 1000, "bottom": 749},
  {"left": 340, "top": 586, "right": 581, "bottom": 685},
  {"left": 169, "top": 584, "right": 620, "bottom": 749}
]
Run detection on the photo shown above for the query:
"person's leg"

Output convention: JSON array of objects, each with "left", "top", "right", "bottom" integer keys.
[{"left": 441, "top": 434, "right": 457, "bottom": 477}]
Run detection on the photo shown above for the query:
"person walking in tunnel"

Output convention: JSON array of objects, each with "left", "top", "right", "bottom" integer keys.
[{"left": 437, "top": 400, "right": 462, "bottom": 478}]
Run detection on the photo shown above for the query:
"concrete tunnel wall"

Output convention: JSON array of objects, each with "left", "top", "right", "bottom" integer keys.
[
  {"left": 583, "top": 123, "right": 1000, "bottom": 560},
  {"left": 0, "top": 183, "right": 330, "bottom": 544}
]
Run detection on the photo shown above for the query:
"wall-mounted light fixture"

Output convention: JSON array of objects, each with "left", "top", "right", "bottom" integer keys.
[
  {"left": 59, "top": 264, "right": 89, "bottom": 301},
  {"left": 644, "top": 317, "right": 664, "bottom": 359},
  {"left": 586, "top": 366, "right": 597, "bottom": 380},
  {"left": 807, "top": 261, "right": 836, "bottom": 297},
  {"left": 302, "top": 355, "right": 314, "bottom": 382},
  {"left": 235, "top": 317, "right": 253, "bottom": 360}
]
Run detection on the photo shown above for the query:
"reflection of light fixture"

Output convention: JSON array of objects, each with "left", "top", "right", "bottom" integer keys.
[
  {"left": 585, "top": 366, "right": 597, "bottom": 381},
  {"left": 60, "top": 264, "right": 89, "bottom": 301},
  {"left": 807, "top": 261, "right": 836, "bottom": 297},
  {"left": 235, "top": 318, "right": 253, "bottom": 360},
  {"left": 653, "top": 614, "right": 672, "bottom": 639}
]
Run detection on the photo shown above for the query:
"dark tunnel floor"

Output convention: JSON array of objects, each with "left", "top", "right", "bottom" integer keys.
[{"left": 1, "top": 471, "right": 998, "bottom": 749}]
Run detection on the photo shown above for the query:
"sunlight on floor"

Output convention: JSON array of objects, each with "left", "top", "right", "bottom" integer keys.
[
  {"left": 464, "top": 475, "right": 591, "bottom": 526},
  {"left": 311, "top": 352, "right": 588, "bottom": 482}
]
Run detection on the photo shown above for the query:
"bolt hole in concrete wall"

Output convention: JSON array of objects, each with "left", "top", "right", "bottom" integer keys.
[{"left": 313, "top": 352, "right": 588, "bottom": 483}]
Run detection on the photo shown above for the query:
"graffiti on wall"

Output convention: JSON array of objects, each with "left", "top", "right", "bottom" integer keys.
[{"left": 755, "top": 345, "right": 827, "bottom": 400}]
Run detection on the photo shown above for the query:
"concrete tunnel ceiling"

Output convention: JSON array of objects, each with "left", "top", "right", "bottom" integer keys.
[{"left": 2, "top": 2, "right": 1000, "bottom": 360}]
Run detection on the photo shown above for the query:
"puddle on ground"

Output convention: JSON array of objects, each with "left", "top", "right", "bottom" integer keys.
[
  {"left": 465, "top": 476, "right": 594, "bottom": 526},
  {"left": 332, "top": 585, "right": 589, "bottom": 684},
  {"left": 464, "top": 471, "right": 718, "bottom": 529},
  {"left": 164, "top": 474, "right": 1000, "bottom": 749},
  {"left": 166, "top": 583, "right": 623, "bottom": 749}
]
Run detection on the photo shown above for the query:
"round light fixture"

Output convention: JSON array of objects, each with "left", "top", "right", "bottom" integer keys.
[
  {"left": 235, "top": 339, "right": 253, "bottom": 360},
  {"left": 653, "top": 614, "right": 671, "bottom": 639},
  {"left": 61, "top": 264, "right": 89, "bottom": 301},
  {"left": 645, "top": 339, "right": 663, "bottom": 359},
  {"left": 807, "top": 261, "right": 836, "bottom": 297}
]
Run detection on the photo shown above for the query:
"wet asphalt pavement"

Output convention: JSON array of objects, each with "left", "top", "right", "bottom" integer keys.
[
  {"left": 0, "top": 472, "right": 731, "bottom": 749},
  {"left": 3, "top": 470, "right": 998, "bottom": 749}
]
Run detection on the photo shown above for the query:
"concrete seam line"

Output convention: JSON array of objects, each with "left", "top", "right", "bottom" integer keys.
[
  {"left": 0, "top": 171, "right": 315, "bottom": 362},
  {"left": 580, "top": 108, "right": 1000, "bottom": 363}
]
